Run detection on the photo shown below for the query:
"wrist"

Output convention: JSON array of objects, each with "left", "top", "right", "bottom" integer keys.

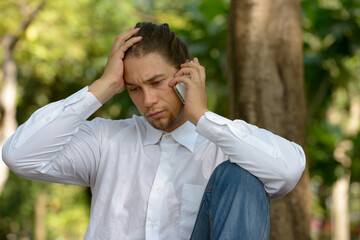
[
  {"left": 189, "top": 109, "right": 208, "bottom": 126},
  {"left": 89, "top": 78, "right": 123, "bottom": 104}
]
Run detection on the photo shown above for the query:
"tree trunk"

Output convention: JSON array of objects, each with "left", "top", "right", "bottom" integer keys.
[
  {"left": 331, "top": 173, "right": 350, "bottom": 240},
  {"left": 329, "top": 84, "right": 359, "bottom": 240},
  {"left": 227, "top": 0, "right": 311, "bottom": 239},
  {"left": 0, "top": 1, "right": 44, "bottom": 197},
  {"left": 35, "top": 186, "right": 48, "bottom": 240},
  {"left": 0, "top": 36, "right": 19, "bottom": 196}
]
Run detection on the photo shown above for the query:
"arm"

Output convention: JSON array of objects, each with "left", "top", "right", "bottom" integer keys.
[
  {"left": 2, "top": 88, "right": 102, "bottom": 186},
  {"left": 196, "top": 112, "right": 305, "bottom": 199},
  {"left": 2, "top": 28, "right": 142, "bottom": 185},
  {"left": 170, "top": 58, "right": 305, "bottom": 199},
  {"left": 89, "top": 28, "right": 142, "bottom": 103}
]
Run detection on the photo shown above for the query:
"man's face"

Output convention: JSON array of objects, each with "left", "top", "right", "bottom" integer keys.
[{"left": 124, "top": 52, "right": 186, "bottom": 132}]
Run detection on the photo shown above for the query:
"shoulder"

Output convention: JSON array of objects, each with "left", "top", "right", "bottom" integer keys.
[{"left": 82, "top": 115, "right": 146, "bottom": 138}]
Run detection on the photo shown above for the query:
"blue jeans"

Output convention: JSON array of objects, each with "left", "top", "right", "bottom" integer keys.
[{"left": 190, "top": 160, "right": 270, "bottom": 240}]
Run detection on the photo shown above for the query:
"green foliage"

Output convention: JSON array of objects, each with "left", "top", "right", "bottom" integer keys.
[
  {"left": 302, "top": 0, "right": 360, "bottom": 237},
  {"left": 303, "top": 0, "right": 360, "bottom": 183},
  {"left": 1, "top": 0, "right": 360, "bottom": 238},
  {"left": 0, "top": 172, "right": 37, "bottom": 238},
  {"left": 350, "top": 133, "right": 360, "bottom": 182},
  {"left": 46, "top": 184, "right": 90, "bottom": 239},
  {"left": 307, "top": 120, "right": 340, "bottom": 185}
]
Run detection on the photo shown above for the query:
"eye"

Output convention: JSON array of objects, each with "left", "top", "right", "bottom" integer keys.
[
  {"left": 151, "top": 80, "right": 162, "bottom": 85},
  {"left": 128, "top": 87, "right": 140, "bottom": 92}
]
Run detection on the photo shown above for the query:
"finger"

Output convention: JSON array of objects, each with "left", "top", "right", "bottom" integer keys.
[
  {"left": 174, "top": 67, "right": 195, "bottom": 78},
  {"left": 118, "top": 36, "right": 142, "bottom": 54},
  {"left": 112, "top": 28, "right": 140, "bottom": 51},
  {"left": 193, "top": 57, "right": 200, "bottom": 64},
  {"left": 180, "top": 61, "right": 197, "bottom": 69},
  {"left": 186, "top": 57, "right": 206, "bottom": 82},
  {"left": 174, "top": 69, "right": 185, "bottom": 77},
  {"left": 169, "top": 75, "right": 191, "bottom": 87}
]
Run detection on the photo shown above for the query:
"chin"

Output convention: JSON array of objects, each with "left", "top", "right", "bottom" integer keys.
[
  {"left": 145, "top": 107, "right": 184, "bottom": 131},
  {"left": 146, "top": 117, "right": 172, "bottom": 131},
  {"left": 149, "top": 120, "right": 172, "bottom": 131}
]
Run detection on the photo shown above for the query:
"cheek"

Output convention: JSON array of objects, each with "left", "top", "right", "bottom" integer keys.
[
  {"left": 129, "top": 94, "right": 145, "bottom": 112},
  {"left": 168, "top": 93, "right": 183, "bottom": 112}
]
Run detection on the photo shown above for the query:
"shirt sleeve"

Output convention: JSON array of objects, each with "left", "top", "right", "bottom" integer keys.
[
  {"left": 195, "top": 111, "right": 306, "bottom": 199},
  {"left": 2, "top": 86, "right": 103, "bottom": 186}
]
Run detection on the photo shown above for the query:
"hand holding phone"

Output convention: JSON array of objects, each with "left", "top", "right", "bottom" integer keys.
[{"left": 173, "top": 58, "right": 208, "bottom": 125}]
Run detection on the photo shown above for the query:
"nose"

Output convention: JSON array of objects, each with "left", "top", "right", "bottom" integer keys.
[{"left": 143, "top": 88, "right": 158, "bottom": 108}]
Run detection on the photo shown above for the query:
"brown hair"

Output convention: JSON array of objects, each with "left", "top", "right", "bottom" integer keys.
[{"left": 125, "top": 22, "right": 190, "bottom": 69}]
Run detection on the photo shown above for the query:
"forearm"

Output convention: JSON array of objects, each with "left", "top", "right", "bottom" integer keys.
[{"left": 196, "top": 112, "right": 306, "bottom": 199}]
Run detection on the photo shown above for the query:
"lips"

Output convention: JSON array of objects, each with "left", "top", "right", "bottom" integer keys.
[{"left": 147, "top": 110, "right": 165, "bottom": 119}]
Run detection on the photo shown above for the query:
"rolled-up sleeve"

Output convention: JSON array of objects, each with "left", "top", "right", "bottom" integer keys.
[{"left": 196, "top": 111, "right": 306, "bottom": 199}]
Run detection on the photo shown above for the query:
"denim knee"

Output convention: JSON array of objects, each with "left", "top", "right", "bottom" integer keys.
[{"left": 209, "top": 160, "right": 265, "bottom": 193}]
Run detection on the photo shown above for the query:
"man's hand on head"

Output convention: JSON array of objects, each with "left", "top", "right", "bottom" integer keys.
[
  {"left": 89, "top": 28, "right": 142, "bottom": 104},
  {"left": 169, "top": 57, "right": 209, "bottom": 126}
]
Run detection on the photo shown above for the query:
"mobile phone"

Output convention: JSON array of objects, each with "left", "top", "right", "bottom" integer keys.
[{"left": 173, "top": 75, "right": 189, "bottom": 104}]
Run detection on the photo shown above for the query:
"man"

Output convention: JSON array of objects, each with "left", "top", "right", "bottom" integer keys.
[{"left": 2, "top": 22, "right": 305, "bottom": 239}]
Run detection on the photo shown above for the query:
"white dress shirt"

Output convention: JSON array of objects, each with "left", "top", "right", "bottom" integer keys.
[{"left": 2, "top": 86, "right": 305, "bottom": 240}]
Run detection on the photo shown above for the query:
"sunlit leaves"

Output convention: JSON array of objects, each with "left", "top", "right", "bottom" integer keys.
[
  {"left": 1, "top": 0, "right": 359, "bottom": 238},
  {"left": 303, "top": 1, "right": 360, "bottom": 236}
]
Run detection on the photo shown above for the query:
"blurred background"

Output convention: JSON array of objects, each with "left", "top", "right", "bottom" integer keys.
[{"left": 0, "top": 0, "right": 359, "bottom": 239}]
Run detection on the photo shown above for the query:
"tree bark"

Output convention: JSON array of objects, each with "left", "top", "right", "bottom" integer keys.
[
  {"left": 331, "top": 173, "right": 350, "bottom": 240},
  {"left": 0, "top": 1, "right": 44, "bottom": 197},
  {"left": 0, "top": 36, "right": 19, "bottom": 197},
  {"left": 329, "top": 84, "right": 359, "bottom": 240},
  {"left": 227, "top": 0, "right": 311, "bottom": 239},
  {"left": 35, "top": 186, "right": 48, "bottom": 240}
]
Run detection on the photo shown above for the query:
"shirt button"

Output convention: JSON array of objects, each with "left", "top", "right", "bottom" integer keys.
[
  {"left": 165, "top": 157, "right": 171, "bottom": 162},
  {"left": 149, "top": 222, "right": 157, "bottom": 229},
  {"left": 45, "top": 115, "right": 51, "bottom": 122},
  {"left": 82, "top": 103, "right": 88, "bottom": 108}
]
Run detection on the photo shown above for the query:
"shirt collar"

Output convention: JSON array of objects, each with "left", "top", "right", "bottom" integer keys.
[
  {"left": 143, "top": 119, "right": 198, "bottom": 152},
  {"left": 143, "top": 119, "right": 163, "bottom": 146},
  {"left": 170, "top": 121, "right": 198, "bottom": 152}
]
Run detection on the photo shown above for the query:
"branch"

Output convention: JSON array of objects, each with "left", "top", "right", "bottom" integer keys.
[{"left": 1, "top": 1, "right": 45, "bottom": 52}]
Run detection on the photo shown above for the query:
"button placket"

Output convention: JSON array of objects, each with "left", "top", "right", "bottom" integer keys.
[{"left": 145, "top": 134, "right": 177, "bottom": 239}]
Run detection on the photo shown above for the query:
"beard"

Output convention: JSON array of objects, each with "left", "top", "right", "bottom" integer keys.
[{"left": 145, "top": 107, "right": 184, "bottom": 131}]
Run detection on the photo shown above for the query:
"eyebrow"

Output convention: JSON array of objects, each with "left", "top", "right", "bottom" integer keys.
[{"left": 125, "top": 74, "right": 165, "bottom": 87}]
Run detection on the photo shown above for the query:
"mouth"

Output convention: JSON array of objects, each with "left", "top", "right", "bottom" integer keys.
[{"left": 147, "top": 110, "right": 165, "bottom": 119}]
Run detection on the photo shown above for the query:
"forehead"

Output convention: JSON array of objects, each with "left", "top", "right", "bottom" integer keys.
[{"left": 124, "top": 53, "right": 177, "bottom": 82}]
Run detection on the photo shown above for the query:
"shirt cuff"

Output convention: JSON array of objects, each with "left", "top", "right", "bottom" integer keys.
[
  {"left": 66, "top": 86, "right": 102, "bottom": 120},
  {"left": 195, "top": 111, "right": 231, "bottom": 142}
]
